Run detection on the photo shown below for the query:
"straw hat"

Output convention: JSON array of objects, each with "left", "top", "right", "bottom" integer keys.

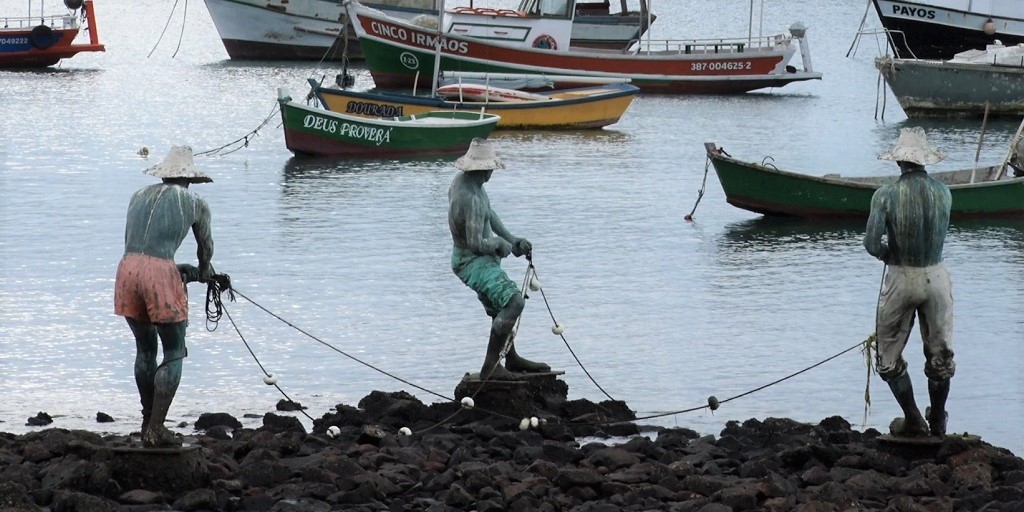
[
  {"left": 144, "top": 146, "right": 213, "bottom": 183},
  {"left": 878, "top": 127, "right": 946, "bottom": 165},
  {"left": 454, "top": 138, "right": 504, "bottom": 171}
]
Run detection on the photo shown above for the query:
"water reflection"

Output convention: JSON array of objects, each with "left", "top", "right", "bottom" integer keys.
[
  {"left": 719, "top": 216, "right": 865, "bottom": 252},
  {"left": 719, "top": 215, "right": 1023, "bottom": 253},
  {"left": 489, "top": 127, "right": 633, "bottom": 146},
  {"left": 281, "top": 154, "right": 450, "bottom": 180}
]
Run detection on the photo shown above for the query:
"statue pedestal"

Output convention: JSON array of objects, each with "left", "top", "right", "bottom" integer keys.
[
  {"left": 877, "top": 433, "right": 981, "bottom": 460},
  {"left": 111, "top": 444, "right": 208, "bottom": 493},
  {"left": 454, "top": 370, "right": 568, "bottom": 419}
]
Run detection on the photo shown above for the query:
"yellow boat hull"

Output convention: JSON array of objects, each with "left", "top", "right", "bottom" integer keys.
[{"left": 314, "top": 83, "right": 639, "bottom": 130}]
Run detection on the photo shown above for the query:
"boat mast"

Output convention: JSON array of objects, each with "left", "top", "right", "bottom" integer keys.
[
  {"left": 645, "top": 0, "right": 653, "bottom": 54},
  {"left": 748, "top": 0, "right": 753, "bottom": 47},
  {"left": 431, "top": 0, "right": 445, "bottom": 96},
  {"left": 759, "top": 0, "right": 764, "bottom": 43},
  {"left": 747, "top": 0, "right": 764, "bottom": 47}
]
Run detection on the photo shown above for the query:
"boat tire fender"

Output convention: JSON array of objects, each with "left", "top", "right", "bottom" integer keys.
[
  {"left": 64, "top": 0, "right": 84, "bottom": 10},
  {"left": 532, "top": 34, "right": 557, "bottom": 50},
  {"left": 30, "top": 25, "right": 55, "bottom": 50}
]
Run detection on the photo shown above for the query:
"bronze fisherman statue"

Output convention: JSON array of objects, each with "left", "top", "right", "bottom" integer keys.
[
  {"left": 114, "top": 146, "right": 215, "bottom": 447},
  {"left": 448, "top": 139, "right": 550, "bottom": 380},
  {"left": 864, "top": 127, "right": 954, "bottom": 438}
]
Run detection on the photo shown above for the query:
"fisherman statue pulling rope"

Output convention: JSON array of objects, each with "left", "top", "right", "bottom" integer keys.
[
  {"left": 863, "top": 127, "right": 954, "bottom": 438},
  {"left": 114, "top": 146, "right": 215, "bottom": 448},
  {"left": 448, "top": 139, "right": 550, "bottom": 381}
]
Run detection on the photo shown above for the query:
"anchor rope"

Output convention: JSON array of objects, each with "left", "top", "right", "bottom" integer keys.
[
  {"left": 171, "top": 0, "right": 189, "bottom": 59},
  {"left": 194, "top": 101, "right": 281, "bottom": 157},
  {"left": 147, "top": 0, "right": 181, "bottom": 59},
  {"left": 308, "top": 12, "right": 353, "bottom": 86},
  {"left": 683, "top": 156, "right": 712, "bottom": 221}
]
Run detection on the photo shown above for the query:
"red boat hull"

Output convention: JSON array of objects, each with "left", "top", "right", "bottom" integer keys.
[{"left": 0, "top": 1, "right": 104, "bottom": 68}]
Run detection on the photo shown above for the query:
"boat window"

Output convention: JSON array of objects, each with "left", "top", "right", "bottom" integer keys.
[
  {"left": 517, "top": 0, "right": 539, "bottom": 14},
  {"left": 539, "top": 0, "right": 570, "bottom": 17}
]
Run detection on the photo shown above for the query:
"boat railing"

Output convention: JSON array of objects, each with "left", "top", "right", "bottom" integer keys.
[
  {"left": 633, "top": 34, "right": 787, "bottom": 55},
  {"left": 1, "top": 13, "right": 79, "bottom": 30},
  {"left": 847, "top": 27, "right": 918, "bottom": 60}
]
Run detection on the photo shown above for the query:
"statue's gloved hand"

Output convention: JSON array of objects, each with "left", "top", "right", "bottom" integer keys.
[
  {"left": 176, "top": 263, "right": 200, "bottom": 284},
  {"left": 511, "top": 238, "right": 532, "bottom": 257},
  {"left": 492, "top": 239, "right": 512, "bottom": 258}
]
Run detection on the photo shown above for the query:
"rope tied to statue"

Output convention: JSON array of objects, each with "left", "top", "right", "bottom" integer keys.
[{"left": 203, "top": 273, "right": 235, "bottom": 331}]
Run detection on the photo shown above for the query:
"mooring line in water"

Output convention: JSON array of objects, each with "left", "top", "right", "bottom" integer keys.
[
  {"left": 147, "top": 0, "right": 180, "bottom": 58},
  {"left": 194, "top": 102, "right": 281, "bottom": 158},
  {"left": 307, "top": 15, "right": 354, "bottom": 90},
  {"left": 172, "top": 0, "right": 189, "bottom": 59},
  {"left": 683, "top": 155, "right": 712, "bottom": 221},
  {"left": 146, "top": 0, "right": 190, "bottom": 59}
]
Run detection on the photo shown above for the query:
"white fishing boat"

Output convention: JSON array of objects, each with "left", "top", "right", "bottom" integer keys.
[
  {"left": 871, "top": 0, "right": 1024, "bottom": 59},
  {"left": 348, "top": 0, "right": 821, "bottom": 94},
  {"left": 203, "top": 0, "right": 654, "bottom": 61},
  {"left": 876, "top": 42, "right": 1024, "bottom": 118}
]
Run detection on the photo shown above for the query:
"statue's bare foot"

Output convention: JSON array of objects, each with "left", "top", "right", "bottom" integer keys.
[
  {"left": 143, "top": 424, "right": 183, "bottom": 448},
  {"left": 506, "top": 354, "right": 551, "bottom": 373}
]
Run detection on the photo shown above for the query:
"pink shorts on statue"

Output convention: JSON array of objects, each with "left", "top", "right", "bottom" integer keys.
[{"left": 114, "top": 253, "right": 188, "bottom": 323}]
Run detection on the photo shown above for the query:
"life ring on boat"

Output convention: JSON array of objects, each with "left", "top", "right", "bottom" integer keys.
[
  {"left": 29, "top": 25, "right": 55, "bottom": 50},
  {"left": 532, "top": 34, "right": 557, "bottom": 50}
]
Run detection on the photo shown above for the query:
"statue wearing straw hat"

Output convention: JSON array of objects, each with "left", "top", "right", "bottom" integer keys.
[
  {"left": 114, "top": 146, "right": 215, "bottom": 447},
  {"left": 448, "top": 139, "right": 550, "bottom": 381},
  {"left": 864, "top": 127, "right": 954, "bottom": 438}
]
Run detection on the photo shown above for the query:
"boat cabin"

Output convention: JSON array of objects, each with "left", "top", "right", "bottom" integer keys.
[
  {"left": 573, "top": 1, "right": 650, "bottom": 17},
  {"left": 445, "top": 0, "right": 577, "bottom": 51}
]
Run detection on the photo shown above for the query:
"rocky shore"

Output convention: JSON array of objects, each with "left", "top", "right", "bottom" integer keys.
[{"left": 1, "top": 389, "right": 1023, "bottom": 512}]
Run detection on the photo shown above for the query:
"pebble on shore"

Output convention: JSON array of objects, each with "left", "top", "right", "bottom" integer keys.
[{"left": 1, "top": 390, "right": 1022, "bottom": 511}]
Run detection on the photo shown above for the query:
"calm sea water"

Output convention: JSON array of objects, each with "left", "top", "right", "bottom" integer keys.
[{"left": 1, "top": 0, "right": 1021, "bottom": 455}]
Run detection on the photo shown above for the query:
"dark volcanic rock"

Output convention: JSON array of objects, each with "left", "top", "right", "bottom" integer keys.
[
  {"left": 195, "top": 412, "right": 243, "bottom": 430},
  {"left": 0, "top": 389, "right": 1021, "bottom": 512},
  {"left": 26, "top": 411, "right": 53, "bottom": 426}
]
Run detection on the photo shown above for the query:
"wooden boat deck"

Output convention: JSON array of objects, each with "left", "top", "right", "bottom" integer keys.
[{"left": 825, "top": 166, "right": 1008, "bottom": 187}]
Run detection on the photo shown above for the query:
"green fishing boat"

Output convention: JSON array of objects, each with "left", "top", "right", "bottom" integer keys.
[
  {"left": 279, "top": 92, "right": 500, "bottom": 158},
  {"left": 704, "top": 142, "right": 1024, "bottom": 220}
]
